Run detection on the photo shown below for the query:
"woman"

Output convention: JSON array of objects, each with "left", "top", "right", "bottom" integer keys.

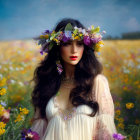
[{"left": 30, "top": 18, "right": 117, "bottom": 140}]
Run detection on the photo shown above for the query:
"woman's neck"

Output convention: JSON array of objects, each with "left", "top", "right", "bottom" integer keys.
[{"left": 63, "top": 62, "right": 75, "bottom": 79}]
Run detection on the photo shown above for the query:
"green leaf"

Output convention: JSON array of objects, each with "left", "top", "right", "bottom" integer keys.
[
  {"left": 64, "top": 23, "right": 73, "bottom": 31},
  {"left": 73, "top": 29, "right": 78, "bottom": 35},
  {"left": 93, "top": 26, "right": 100, "bottom": 33},
  {"left": 49, "top": 42, "right": 53, "bottom": 51}
]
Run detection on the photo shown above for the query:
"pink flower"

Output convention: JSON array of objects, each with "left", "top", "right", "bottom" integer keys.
[{"left": 1, "top": 109, "right": 10, "bottom": 123}]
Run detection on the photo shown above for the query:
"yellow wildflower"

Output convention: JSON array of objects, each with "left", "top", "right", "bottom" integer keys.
[
  {"left": 115, "top": 109, "right": 121, "bottom": 115},
  {"left": 0, "top": 88, "right": 7, "bottom": 96},
  {"left": 14, "top": 114, "right": 24, "bottom": 122},
  {"left": 0, "top": 122, "right": 6, "bottom": 129},
  {"left": 115, "top": 102, "right": 120, "bottom": 107},
  {"left": 53, "top": 38, "right": 59, "bottom": 44},
  {"left": 94, "top": 41, "right": 104, "bottom": 52},
  {"left": 0, "top": 105, "right": 5, "bottom": 117},
  {"left": 118, "top": 118, "right": 124, "bottom": 123},
  {"left": 126, "top": 103, "right": 134, "bottom": 109},
  {"left": 39, "top": 35, "right": 45, "bottom": 39},
  {"left": 19, "top": 107, "right": 29, "bottom": 115},
  {"left": 129, "top": 136, "right": 133, "bottom": 140},
  {"left": 117, "top": 123, "right": 124, "bottom": 129},
  {"left": 74, "top": 36, "right": 81, "bottom": 40},
  {"left": 0, "top": 128, "right": 6, "bottom": 136},
  {"left": 0, "top": 77, "right": 6, "bottom": 87},
  {"left": 44, "top": 34, "right": 49, "bottom": 39}
]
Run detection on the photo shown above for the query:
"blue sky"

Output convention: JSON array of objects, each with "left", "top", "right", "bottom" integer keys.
[{"left": 0, "top": 0, "right": 140, "bottom": 40}]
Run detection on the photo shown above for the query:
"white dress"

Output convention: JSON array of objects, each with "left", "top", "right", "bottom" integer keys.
[{"left": 30, "top": 74, "right": 117, "bottom": 140}]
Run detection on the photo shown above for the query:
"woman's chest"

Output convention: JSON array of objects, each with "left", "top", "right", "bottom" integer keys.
[{"left": 45, "top": 95, "right": 94, "bottom": 122}]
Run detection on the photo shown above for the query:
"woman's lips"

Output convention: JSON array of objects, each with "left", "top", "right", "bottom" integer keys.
[{"left": 70, "top": 56, "right": 78, "bottom": 60}]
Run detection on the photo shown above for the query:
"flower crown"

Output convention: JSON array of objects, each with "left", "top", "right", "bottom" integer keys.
[{"left": 35, "top": 23, "right": 106, "bottom": 55}]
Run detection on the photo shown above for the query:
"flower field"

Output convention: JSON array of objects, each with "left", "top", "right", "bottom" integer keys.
[{"left": 0, "top": 39, "right": 140, "bottom": 140}]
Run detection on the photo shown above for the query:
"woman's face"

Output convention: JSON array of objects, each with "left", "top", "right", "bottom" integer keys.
[{"left": 60, "top": 40, "right": 84, "bottom": 66}]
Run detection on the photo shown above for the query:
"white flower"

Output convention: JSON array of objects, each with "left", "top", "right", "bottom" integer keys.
[
  {"left": 102, "top": 30, "right": 106, "bottom": 34},
  {"left": 88, "top": 27, "right": 91, "bottom": 30},
  {"left": 0, "top": 74, "right": 3, "bottom": 78},
  {"left": 137, "top": 65, "right": 140, "bottom": 69},
  {"left": 10, "top": 79, "right": 16, "bottom": 84},
  {"left": 18, "top": 82, "right": 24, "bottom": 86},
  {"left": 78, "top": 27, "right": 82, "bottom": 32},
  {"left": 81, "top": 29, "right": 86, "bottom": 34},
  {"left": 74, "top": 26, "right": 78, "bottom": 30},
  {"left": 0, "top": 101, "right": 7, "bottom": 107},
  {"left": 4, "top": 68, "right": 8, "bottom": 71},
  {"left": 9, "top": 66, "right": 14, "bottom": 71},
  {"left": 15, "top": 67, "right": 19, "bottom": 71}
]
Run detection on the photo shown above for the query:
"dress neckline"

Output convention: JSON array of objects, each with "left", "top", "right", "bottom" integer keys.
[{"left": 53, "top": 94, "right": 76, "bottom": 111}]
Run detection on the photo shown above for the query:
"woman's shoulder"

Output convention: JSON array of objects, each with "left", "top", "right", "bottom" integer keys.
[{"left": 94, "top": 73, "right": 108, "bottom": 82}]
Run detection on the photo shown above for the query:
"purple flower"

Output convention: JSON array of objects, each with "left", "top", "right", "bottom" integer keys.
[
  {"left": 21, "top": 128, "right": 40, "bottom": 140},
  {"left": 62, "top": 34, "right": 71, "bottom": 42},
  {"left": 91, "top": 37, "right": 102, "bottom": 44},
  {"left": 83, "top": 36, "right": 91, "bottom": 45},
  {"left": 44, "top": 30, "right": 50, "bottom": 34},
  {"left": 113, "top": 133, "right": 127, "bottom": 140},
  {"left": 40, "top": 50, "right": 44, "bottom": 55}
]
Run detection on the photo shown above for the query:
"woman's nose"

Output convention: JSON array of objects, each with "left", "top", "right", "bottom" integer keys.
[{"left": 71, "top": 43, "right": 77, "bottom": 53}]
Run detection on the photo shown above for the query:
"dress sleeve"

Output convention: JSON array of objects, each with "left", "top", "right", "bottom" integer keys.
[
  {"left": 92, "top": 74, "right": 117, "bottom": 140},
  {"left": 30, "top": 107, "right": 48, "bottom": 139}
]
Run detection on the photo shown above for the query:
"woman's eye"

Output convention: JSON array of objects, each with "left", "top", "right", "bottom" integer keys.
[
  {"left": 62, "top": 42, "right": 71, "bottom": 46},
  {"left": 77, "top": 42, "right": 83, "bottom": 46}
]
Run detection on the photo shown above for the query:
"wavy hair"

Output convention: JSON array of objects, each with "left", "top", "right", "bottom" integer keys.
[{"left": 30, "top": 18, "right": 103, "bottom": 121}]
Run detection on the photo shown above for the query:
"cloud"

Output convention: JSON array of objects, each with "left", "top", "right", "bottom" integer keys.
[{"left": 125, "top": 17, "right": 140, "bottom": 31}]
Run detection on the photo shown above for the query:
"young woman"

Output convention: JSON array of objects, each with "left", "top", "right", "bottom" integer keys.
[{"left": 30, "top": 18, "right": 117, "bottom": 140}]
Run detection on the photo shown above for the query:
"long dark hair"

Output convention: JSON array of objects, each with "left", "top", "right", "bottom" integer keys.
[{"left": 31, "top": 18, "right": 103, "bottom": 121}]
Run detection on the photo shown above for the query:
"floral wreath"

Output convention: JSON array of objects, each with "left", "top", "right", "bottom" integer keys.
[{"left": 34, "top": 23, "right": 106, "bottom": 56}]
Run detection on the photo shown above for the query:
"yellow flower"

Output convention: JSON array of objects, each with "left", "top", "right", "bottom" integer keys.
[
  {"left": 0, "top": 88, "right": 7, "bottom": 96},
  {"left": 126, "top": 103, "right": 134, "bottom": 109},
  {"left": 39, "top": 35, "right": 45, "bottom": 39},
  {"left": 14, "top": 114, "right": 25, "bottom": 122},
  {"left": 118, "top": 118, "right": 124, "bottom": 123},
  {"left": 115, "top": 109, "right": 121, "bottom": 115},
  {"left": 117, "top": 123, "right": 124, "bottom": 129},
  {"left": 74, "top": 36, "right": 81, "bottom": 40},
  {"left": 115, "top": 102, "right": 120, "bottom": 107},
  {"left": 0, "top": 128, "right": 6, "bottom": 136},
  {"left": 94, "top": 41, "right": 104, "bottom": 52},
  {"left": 0, "top": 77, "right": 6, "bottom": 87},
  {"left": 0, "top": 122, "right": 6, "bottom": 129},
  {"left": 0, "top": 105, "right": 5, "bottom": 117},
  {"left": 44, "top": 34, "right": 49, "bottom": 39},
  {"left": 129, "top": 136, "right": 133, "bottom": 140},
  {"left": 115, "top": 116, "right": 119, "bottom": 120},
  {"left": 19, "top": 107, "right": 29, "bottom": 115},
  {"left": 53, "top": 38, "right": 59, "bottom": 43}
]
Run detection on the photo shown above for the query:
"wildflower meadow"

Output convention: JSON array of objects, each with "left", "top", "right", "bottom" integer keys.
[{"left": 0, "top": 39, "right": 140, "bottom": 140}]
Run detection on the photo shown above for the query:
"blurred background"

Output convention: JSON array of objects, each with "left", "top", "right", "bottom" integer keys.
[{"left": 0, "top": 0, "right": 140, "bottom": 139}]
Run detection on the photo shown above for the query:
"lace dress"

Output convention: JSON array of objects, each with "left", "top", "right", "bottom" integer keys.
[{"left": 30, "top": 74, "right": 117, "bottom": 140}]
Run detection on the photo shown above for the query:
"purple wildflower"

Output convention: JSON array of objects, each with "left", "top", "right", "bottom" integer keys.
[
  {"left": 21, "top": 128, "right": 40, "bottom": 140},
  {"left": 113, "top": 133, "right": 127, "bottom": 140},
  {"left": 91, "top": 37, "right": 102, "bottom": 44},
  {"left": 62, "top": 34, "right": 71, "bottom": 42},
  {"left": 83, "top": 36, "right": 91, "bottom": 45},
  {"left": 40, "top": 50, "right": 44, "bottom": 55}
]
